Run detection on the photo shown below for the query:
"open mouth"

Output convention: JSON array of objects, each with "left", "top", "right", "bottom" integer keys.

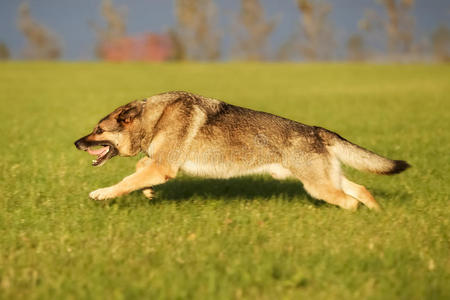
[{"left": 87, "top": 144, "right": 118, "bottom": 166}]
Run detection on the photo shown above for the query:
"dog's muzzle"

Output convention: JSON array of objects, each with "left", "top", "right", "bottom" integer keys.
[{"left": 74, "top": 136, "right": 118, "bottom": 166}]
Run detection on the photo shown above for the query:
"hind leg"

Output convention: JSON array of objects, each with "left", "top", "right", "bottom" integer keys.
[
  {"left": 302, "top": 180, "right": 359, "bottom": 211},
  {"left": 341, "top": 177, "right": 381, "bottom": 211},
  {"left": 136, "top": 157, "right": 154, "bottom": 199},
  {"left": 289, "top": 156, "right": 359, "bottom": 210}
]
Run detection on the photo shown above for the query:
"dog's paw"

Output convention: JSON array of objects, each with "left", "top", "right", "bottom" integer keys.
[
  {"left": 142, "top": 188, "right": 154, "bottom": 199},
  {"left": 89, "top": 187, "right": 118, "bottom": 200},
  {"left": 342, "top": 197, "right": 359, "bottom": 211}
]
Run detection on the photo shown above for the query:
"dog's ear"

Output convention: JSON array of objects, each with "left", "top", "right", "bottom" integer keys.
[{"left": 117, "top": 102, "right": 143, "bottom": 124}]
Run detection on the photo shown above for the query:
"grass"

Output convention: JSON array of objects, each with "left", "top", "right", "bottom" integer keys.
[{"left": 0, "top": 62, "right": 449, "bottom": 299}]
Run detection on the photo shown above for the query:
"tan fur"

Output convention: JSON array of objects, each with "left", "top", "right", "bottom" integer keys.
[
  {"left": 75, "top": 91, "right": 409, "bottom": 210},
  {"left": 341, "top": 177, "right": 380, "bottom": 211},
  {"left": 136, "top": 157, "right": 154, "bottom": 199},
  {"left": 89, "top": 158, "right": 174, "bottom": 200}
]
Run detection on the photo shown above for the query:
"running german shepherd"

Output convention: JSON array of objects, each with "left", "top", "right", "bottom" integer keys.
[{"left": 74, "top": 91, "right": 409, "bottom": 210}]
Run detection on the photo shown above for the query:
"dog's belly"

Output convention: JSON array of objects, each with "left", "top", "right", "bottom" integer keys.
[{"left": 180, "top": 160, "right": 293, "bottom": 179}]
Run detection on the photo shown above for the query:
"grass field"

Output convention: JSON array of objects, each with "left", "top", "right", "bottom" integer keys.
[{"left": 0, "top": 62, "right": 449, "bottom": 299}]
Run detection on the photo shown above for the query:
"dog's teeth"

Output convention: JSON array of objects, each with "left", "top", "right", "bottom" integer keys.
[{"left": 92, "top": 160, "right": 97, "bottom": 163}]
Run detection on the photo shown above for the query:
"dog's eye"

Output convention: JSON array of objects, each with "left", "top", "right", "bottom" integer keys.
[{"left": 94, "top": 127, "right": 104, "bottom": 134}]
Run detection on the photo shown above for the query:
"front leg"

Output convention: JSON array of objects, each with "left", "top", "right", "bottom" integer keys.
[
  {"left": 136, "top": 156, "right": 154, "bottom": 199},
  {"left": 89, "top": 186, "right": 121, "bottom": 201},
  {"left": 90, "top": 100, "right": 204, "bottom": 201},
  {"left": 89, "top": 160, "right": 176, "bottom": 200}
]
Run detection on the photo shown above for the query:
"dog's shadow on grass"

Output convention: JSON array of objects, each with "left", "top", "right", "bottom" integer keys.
[
  {"left": 106, "top": 176, "right": 412, "bottom": 209},
  {"left": 114, "top": 176, "right": 325, "bottom": 207},
  {"left": 158, "top": 176, "right": 309, "bottom": 200}
]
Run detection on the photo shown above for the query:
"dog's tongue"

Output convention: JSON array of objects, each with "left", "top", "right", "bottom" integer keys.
[{"left": 87, "top": 146, "right": 108, "bottom": 156}]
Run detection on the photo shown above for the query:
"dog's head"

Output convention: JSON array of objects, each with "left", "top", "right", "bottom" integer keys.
[{"left": 74, "top": 100, "right": 146, "bottom": 166}]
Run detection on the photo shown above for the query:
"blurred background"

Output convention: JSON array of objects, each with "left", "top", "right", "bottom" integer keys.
[{"left": 0, "top": 0, "right": 449, "bottom": 62}]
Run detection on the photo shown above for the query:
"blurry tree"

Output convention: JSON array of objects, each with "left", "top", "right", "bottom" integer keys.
[
  {"left": 431, "top": 25, "right": 450, "bottom": 62},
  {"left": 90, "top": 0, "right": 127, "bottom": 59},
  {"left": 232, "top": 0, "right": 277, "bottom": 60},
  {"left": 345, "top": 10, "right": 382, "bottom": 61},
  {"left": 358, "top": 9, "right": 384, "bottom": 50},
  {"left": 359, "top": 0, "right": 415, "bottom": 59},
  {"left": 298, "top": 0, "right": 335, "bottom": 60},
  {"left": 17, "top": 2, "right": 62, "bottom": 60},
  {"left": 0, "top": 42, "right": 10, "bottom": 60},
  {"left": 347, "top": 34, "right": 367, "bottom": 61},
  {"left": 172, "top": 0, "right": 221, "bottom": 60},
  {"left": 380, "top": 0, "right": 415, "bottom": 55},
  {"left": 278, "top": 0, "right": 335, "bottom": 61},
  {"left": 167, "top": 28, "right": 187, "bottom": 61}
]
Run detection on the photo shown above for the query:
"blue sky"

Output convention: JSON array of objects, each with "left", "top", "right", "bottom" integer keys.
[{"left": 0, "top": 0, "right": 449, "bottom": 60}]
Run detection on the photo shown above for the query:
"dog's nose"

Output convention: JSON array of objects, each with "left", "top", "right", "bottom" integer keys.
[
  {"left": 74, "top": 139, "right": 82, "bottom": 150},
  {"left": 75, "top": 135, "right": 90, "bottom": 150}
]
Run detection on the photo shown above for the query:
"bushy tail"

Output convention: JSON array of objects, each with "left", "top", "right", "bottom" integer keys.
[{"left": 320, "top": 129, "right": 410, "bottom": 175}]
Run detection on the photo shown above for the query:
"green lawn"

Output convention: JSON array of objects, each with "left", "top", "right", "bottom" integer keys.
[{"left": 0, "top": 62, "right": 449, "bottom": 299}]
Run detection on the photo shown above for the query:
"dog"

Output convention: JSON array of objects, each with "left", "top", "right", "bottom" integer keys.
[{"left": 74, "top": 91, "right": 410, "bottom": 210}]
